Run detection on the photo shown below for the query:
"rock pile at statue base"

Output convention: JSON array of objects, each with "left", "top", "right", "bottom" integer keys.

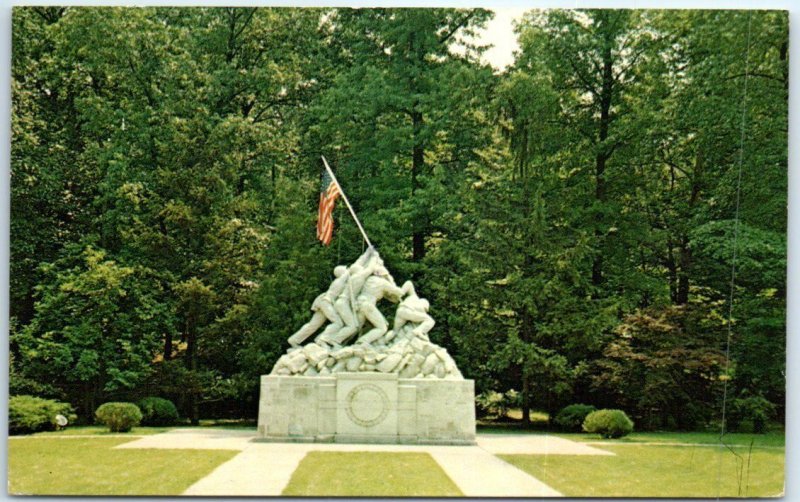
[{"left": 271, "top": 336, "right": 462, "bottom": 379}]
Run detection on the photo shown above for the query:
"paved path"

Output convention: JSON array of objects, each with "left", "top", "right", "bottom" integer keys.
[
  {"left": 183, "top": 443, "right": 307, "bottom": 496},
  {"left": 116, "top": 428, "right": 255, "bottom": 450},
  {"left": 478, "top": 433, "right": 614, "bottom": 456},
  {"left": 117, "top": 429, "right": 611, "bottom": 496},
  {"left": 428, "top": 446, "right": 562, "bottom": 497}
]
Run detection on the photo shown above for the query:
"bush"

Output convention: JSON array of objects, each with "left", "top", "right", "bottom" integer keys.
[
  {"left": 582, "top": 409, "right": 634, "bottom": 438},
  {"left": 9, "top": 395, "right": 76, "bottom": 435},
  {"left": 476, "top": 390, "right": 520, "bottom": 419},
  {"left": 137, "top": 397, "right": 179, "bottom": 426},
  {"left": 95, "top": 402, "right": 143, "bottom": 432},
  {"left": 729, "top": 396, "right": 776, "bottom": 433},
  {"left": 476, "top": 391, "right": 504, "bottom": 418},
  {"left": 554, "top": 404, "right": 597, "bottom": 432}
]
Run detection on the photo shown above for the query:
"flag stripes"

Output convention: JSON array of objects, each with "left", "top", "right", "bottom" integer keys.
[{"left": 316, "top": 169, "right": 341, "bottom": 245}]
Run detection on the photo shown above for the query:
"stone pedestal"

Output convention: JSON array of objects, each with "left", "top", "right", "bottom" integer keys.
[{"left": 257, "top": 372, "right": 475, "bottom": 445}]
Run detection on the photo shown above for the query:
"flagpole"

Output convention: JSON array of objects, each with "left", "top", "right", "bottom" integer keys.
[{"left": 321, "top": 156, "right": 373, "bottom": 248}]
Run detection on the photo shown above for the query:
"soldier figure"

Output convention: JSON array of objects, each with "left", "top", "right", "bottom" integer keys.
[
  {"left": 286, "top": 265, "right": 349, "bottom": 347},
  {"left": 354, "top": 266, "right": 409, "bottom": 345},
  {"left": 328, "top": 249, "right": 380, "bottom": 345},
  {"left": 391, "top": 281, "right": 435, "bottom": 341}
]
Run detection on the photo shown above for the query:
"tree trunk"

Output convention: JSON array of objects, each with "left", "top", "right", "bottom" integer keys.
[
  {"left": 186, "top": 319, "right": 199, "bottom": 425},
  {"left": 519, "top": 305, "right": 534, "bottom": 427},
  {"left": 592, "top": 39, "right": 614, "bottom": 289},
  {"left": 163, "top": 330, "right": 173, "bottom": 361},
  {"left": 83, "top": 381, "right": 95, "bottom": 422},
  {"left": 676, "top": 237, "right": 691, "bottom": 305},
  {"left": 666, "top": 241, "right": 678, "bottom": 303},
  {"left": 522, "top": 374, "right": 531, "bottom": 426},
  {"left": 674, "top": 151, "right": 703, "bottom": 305},
  {"left": 411, "top": 109, "right": 426, "bottom": 262},
  {"left": 780, "top": 40, "right": 788, "bottom": 92}
]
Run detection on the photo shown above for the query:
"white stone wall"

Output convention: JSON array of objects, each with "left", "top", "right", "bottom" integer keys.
[{"left": 258, "top": 373, "right": 475, "bottom": 444}]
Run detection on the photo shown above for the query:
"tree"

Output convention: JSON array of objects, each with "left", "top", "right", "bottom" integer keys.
[
  {"left": 11, "top": 7, "right": 324, "bottom": 418},
  {"left": 14, "top": 247, "right": 172, "bottom": 415},
  {"left": 647, "top": 10, "right": 787, "bottom": 417},
  {"left": 10, "top": 7, "right": 787, "bottom": 427},
  {"left": 516, "top": 10, "right": 659, "bottom": 297},
  {"left": 11, "top": 7, "right": 96, "bottom": 326},
  {"left": 588, "top": 304, "right": 727, "bottom": 430},
  {"left": 306, "top": 8, "right": 495, "bottom": 274},
  {"left": 432, "top": 123, "right": 617, "bottom": 422}
]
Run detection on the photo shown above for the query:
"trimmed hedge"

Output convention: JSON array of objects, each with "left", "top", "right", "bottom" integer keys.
[
  {"left": 582, "top": 409, "right": 634, "bottom": 438},
  {"left": 137, "top": 397, "right": 179, "bottom": 426},
  {"left": 9, "top": 395, "right": 76, "bottom": 435},
  {"left": 95, "top": 402, "right": 142, "bottom": 432},
  {"left": 554, "top": 404, "right": 597, "bottom": 432}
]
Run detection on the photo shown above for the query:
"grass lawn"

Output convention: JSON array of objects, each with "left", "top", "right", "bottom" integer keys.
[
  {"left": 282, "top": 451, "right": 463, "bottom": 497},
  {"left": 31, "top": 426, "right": 172, "bottom": 436},
  {"left": 8, "top": 437, "right": 238, "bottom": 495},
  {"left": 500, "top": 443, "right": 784, "bottom": 498},
  {"left": 555, "top": 431, "right": 785, "bottom": 447}
]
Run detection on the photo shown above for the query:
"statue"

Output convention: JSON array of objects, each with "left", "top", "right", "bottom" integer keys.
[
  {"left": 272, "top": 248, "right": 463, "bottom": 379},
  {"left": 327, "top": 248, "right": 380, "bottom": 346},
  {"left": 260, "top": 157, "right": 474, "bottom": 446},
  {"left": 388, "top": 281, "right": 434, "bottom": 342},
  {"left": 286, "top": 265, "right": 349, "bottom": 347},
  {"left": 354, "top": 266, "right": 406, "bottom": 345}
]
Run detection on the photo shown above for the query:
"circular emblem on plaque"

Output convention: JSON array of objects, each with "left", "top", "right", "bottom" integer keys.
[{"left": 345, "top": 383, "right": 390, "bottom": 428}]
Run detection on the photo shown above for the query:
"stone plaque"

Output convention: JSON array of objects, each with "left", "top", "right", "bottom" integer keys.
[
  {"left": 345, "top": 383, "right": 390, "bottom": 427},
  {"left": 336, "top": 373, "right": 398, "bottom": 437}
]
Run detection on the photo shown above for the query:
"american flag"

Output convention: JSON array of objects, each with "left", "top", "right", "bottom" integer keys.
[{"left": 316, "top": 166, "right": 341, "bottom": 245}]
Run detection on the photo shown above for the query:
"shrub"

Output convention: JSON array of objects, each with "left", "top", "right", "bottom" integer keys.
[
  {"left": 729, "top": 396, "right": 776, "bottom": 433},
  {"left": 137, "top": 397, "right": 179, "bottom": 426},
  {"left": 476, "top": 391, "right": 505, "bottom": 418},
  {"left": 554, "top": 404, "right": 597, "bottom": 432},
  {"left": 95, "top": 402, "right": 143, "bottom": 432},
  {"left": 476, "top": 389, "right": 520, "bottom": 419},
  {"left": 583, "top": 409, "right": 634, "bottom": 438},
  {"left": 9, "top": 395, "right": 76, "bottom": 435}
]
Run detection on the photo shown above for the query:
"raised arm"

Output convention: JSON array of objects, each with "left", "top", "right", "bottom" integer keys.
[
  {"left": 348, "top": 259, "right": 378, "bottom": 297},
  {"left": 354, "top": 246, "right": 376, "bottom": 268},
  {"left": 383, "top": 280, "right": 405, "bottom": 302}
]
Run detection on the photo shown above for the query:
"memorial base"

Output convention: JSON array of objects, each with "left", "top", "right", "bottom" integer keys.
[{"left": 257, "top": 373, "right": 476, "bottom": 445}]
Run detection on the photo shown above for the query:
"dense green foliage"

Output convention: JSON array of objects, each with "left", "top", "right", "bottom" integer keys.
[
  {"left": 728, "top": 395, "right": 777, "bottom": 433},
  {"left": 475, "top": 389, "right": 521, "bottom": 419},
  {"left": 583, "top": 409, "right": 634, "bottom": 438},
  {"left": 95, "top": 402, "right": 142, "bottom": 432},
  {"left": 10, "top": 7, "right": 786, "bottom": 430},
  {"left": 137, "top": 397, "right": 179, "bottom": 426},
  {"left": 9, "top": 395, "right": 76, "bottom": 435},
  {"left": 554, "top": 404, "right": 597, "bottom": 432}
]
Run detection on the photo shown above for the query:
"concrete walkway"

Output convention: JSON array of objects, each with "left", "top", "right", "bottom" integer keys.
[
  {"left": 183, "top": 443, "right": 307, "bottom": 496},
  {"left": 117, "top": 429, "right": 611, "bottom": 496},
  {"left": 478, "top": 433, "right": 615, "bottom": 456},
  {"left": 115, "top": 428, "right": 255, "bottom": 450},
  {"left": 428, "top": 446, "right": 561, "bottom": 497}
]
